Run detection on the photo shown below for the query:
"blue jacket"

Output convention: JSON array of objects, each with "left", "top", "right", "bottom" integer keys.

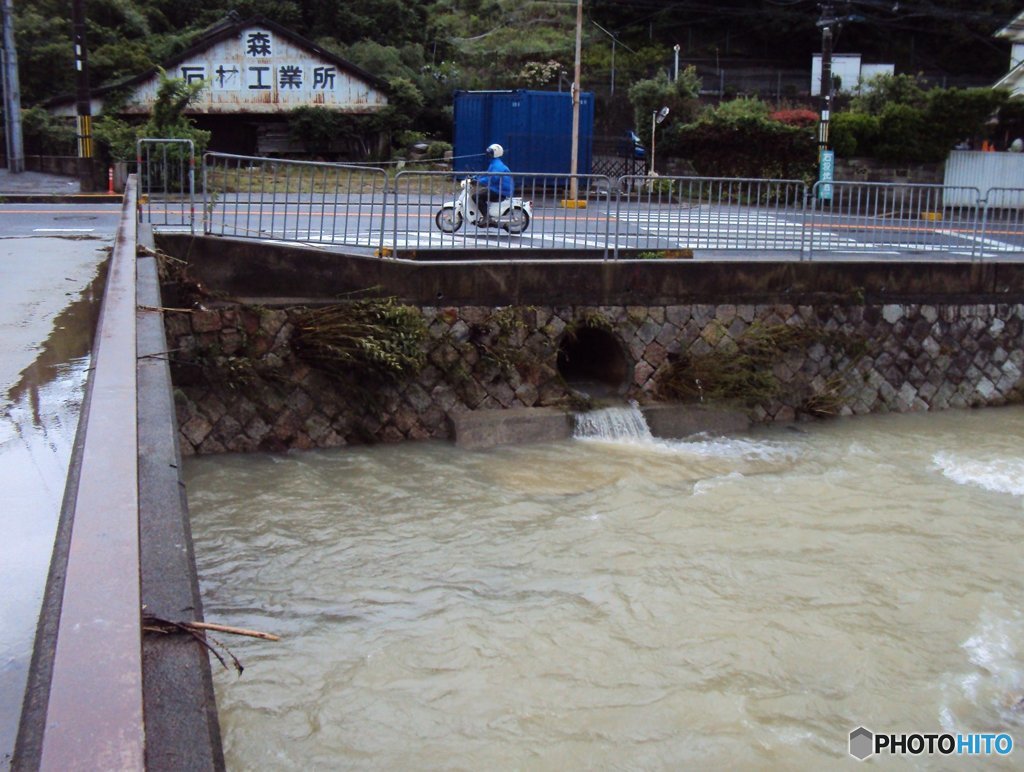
[{"left": 477, "top": 157, "right": 514, "bottom": 197}]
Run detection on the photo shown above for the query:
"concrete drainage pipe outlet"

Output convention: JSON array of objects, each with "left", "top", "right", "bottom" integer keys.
[{"left": 556, "top": 327, "right": 630, "bottom": 396}]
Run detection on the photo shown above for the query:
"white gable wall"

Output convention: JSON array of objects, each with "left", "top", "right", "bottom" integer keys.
[
  {"left": 127, "top": 27, "right": 388, "bottom": 114},
  {"left": 50, "top": 25, "right": 388, "bottom": 117}
]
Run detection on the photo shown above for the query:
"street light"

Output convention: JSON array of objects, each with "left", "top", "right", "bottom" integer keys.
[{"left": 650, "top": 106, "right": 669, "bottom": 177}]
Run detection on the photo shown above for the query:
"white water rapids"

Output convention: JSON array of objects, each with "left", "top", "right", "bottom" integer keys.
[
  {"left": 186, "top": 406, "right": 1024, "bottom": 769},
  {"left": 572, "top": 402, "right": 653, "bottom": 442}
]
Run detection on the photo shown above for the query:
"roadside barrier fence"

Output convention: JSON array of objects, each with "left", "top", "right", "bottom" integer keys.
[
  {"left": 137, "top": 139, "right": 195, "bottom": 233},
  {"left": 141, "top": 150, "right": 1024, "bottom": 260},
  {"left": 202, "top": 152, "right": 389, "bottom": 251}
]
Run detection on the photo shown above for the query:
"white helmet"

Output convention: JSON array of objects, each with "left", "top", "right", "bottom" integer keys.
[{"left": 486, "top": 143, "right": 504, "bottom": 158}]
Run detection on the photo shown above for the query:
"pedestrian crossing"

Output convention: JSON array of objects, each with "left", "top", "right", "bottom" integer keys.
[
  {"left": 188, "top": 205, "right": 1024, "bottom": 257},
  {"left": 615, "top": 208, "right": 861, "bottom": 251}
]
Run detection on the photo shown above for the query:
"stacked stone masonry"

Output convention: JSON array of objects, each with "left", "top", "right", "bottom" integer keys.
[{"left": 167, "top": 301, "right": 1024, "bottom": 455}]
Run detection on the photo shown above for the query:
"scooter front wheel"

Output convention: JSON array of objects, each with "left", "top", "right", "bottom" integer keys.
[
  {"left": 503, "top": 208, "right": 530, "bottom": 235},
  {"left": 435, "top": 205, "right": 463, "bottom": 234}
]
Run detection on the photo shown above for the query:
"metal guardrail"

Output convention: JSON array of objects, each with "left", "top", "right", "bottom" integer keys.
[
  {"left": 614, "top": 176, "right": 809, "bottom": 256},
  {"left": 807, "top": 181, "right": 986, "bottom": 257},
  {"left": 137, "top": 139, "right": 195, "bottom": 233},
  {"left": 979, "top": 188, "right": 1024, "bottom": 258},
  {"left": 202, "top": 152, "right": 388, "bottom": 251},
  {"left": 391, "top": 170, "right": 615, "bottom": 256},
  {"left": 144, "top": 145, "right": 1024, "bottom": 261}
]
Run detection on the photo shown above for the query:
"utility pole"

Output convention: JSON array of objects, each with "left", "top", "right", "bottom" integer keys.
[
  {"left": 566, "top": 0, "right": 583, "bottom": 206},
  {"left": 592, "top": 20, "right": 637, "bottom": 99},
  {"left": 817, "top": 3, "right": 835, "bottom": 152},
  {"left": 71, "top": 0, "right": 94, "bottom": 190},
  {"left": 816, "top": 2, "right": 836, "bottom": 203},
  {"left": 610, "top": 32, "right": 616, "bottom": 96},
  {"left": 1, "top": 0, "right": 23, "bottom": 173}
]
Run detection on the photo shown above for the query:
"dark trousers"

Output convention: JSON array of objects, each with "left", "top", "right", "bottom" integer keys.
[{"left": 473, "top": 188, "right": 494, "bottom": 221}]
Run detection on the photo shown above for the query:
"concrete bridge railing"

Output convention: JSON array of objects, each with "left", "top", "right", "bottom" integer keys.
[{"left": 14, "top": 177, "right": 222, "bottom": 771}]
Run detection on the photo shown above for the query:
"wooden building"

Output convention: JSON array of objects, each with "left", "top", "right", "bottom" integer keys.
[{"left": 48, "top": 15, "right": 390, "bottom": 156}]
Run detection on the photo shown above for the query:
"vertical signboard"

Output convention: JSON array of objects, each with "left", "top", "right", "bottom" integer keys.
[{"left": 819, "top": 149, "right": 834, "bottom": 201}]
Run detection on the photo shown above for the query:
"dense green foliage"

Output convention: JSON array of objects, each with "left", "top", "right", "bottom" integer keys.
[
  {"left": 11, "top": 0, "right": 1022, "bottom": 164},
  {"left": 93, "top": 70, "right": 211, "bottom": 160},
  {"left": 831, "top": 73, "right": 1014, "bottom": 162},
  {"left": 17, "top": 0, "right": 1019, "bottom": 108},
  {"left": 665, "top": 97, "right": 818, "bottom": 179},
  {"left": 627, "top": 68, "right": 702, "bottom": 138}
]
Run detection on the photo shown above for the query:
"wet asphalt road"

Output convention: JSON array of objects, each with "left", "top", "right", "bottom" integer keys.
[{"left": 0, "top": 213, "right": 113, "bottom": 765}]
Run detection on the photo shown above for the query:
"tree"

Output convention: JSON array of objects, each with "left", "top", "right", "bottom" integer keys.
[
  {"left": 93, "top": 70, "right": 210, "bottom": 161},
  {"left": 850, "top": 73, "right": 927, "bottom": 114},
  {"left": 837, "top": 81, "right": 1009, "bottom": 161},
  {"left": 666, "top": 98, "right": 817, "bottom": 179},
  {"left": 627, "top": 68, "right": 701, "bottom": 138}
]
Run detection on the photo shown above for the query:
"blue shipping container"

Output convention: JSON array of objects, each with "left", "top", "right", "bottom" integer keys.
[{"left": 452, "top": 90, "right": 594, "bottom": 182}]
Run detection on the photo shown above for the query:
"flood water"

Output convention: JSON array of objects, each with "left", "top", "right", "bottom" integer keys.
[{"left": 187, "top": 406, "right": 1024, "bottom": 769}]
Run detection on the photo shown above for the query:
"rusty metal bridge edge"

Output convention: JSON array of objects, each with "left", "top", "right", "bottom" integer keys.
[{"left": 13, "top": 176, "right": 224, "bottom": 772}]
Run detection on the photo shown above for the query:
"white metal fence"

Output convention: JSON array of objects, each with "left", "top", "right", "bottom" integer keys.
[
  {"left": 390, "top": 171, "right": 616, "bottom": 255},
  {"left": 202, "top": 152, "right": 389, "bottom": 250},
  {"left": 614, "top": 176, "right": 809, "bottom": 254},
  {"left": 944, "top": 150, "right": 1024, "bottom": 207},
  {"left": 806, "top": 181, "right": 987, "bottom": 256},
  {"left": 145, "top": 150, "right": 1024, "bottom": 260},
  {"left": 136, "top": 139, "right": 195, "bottom": 232}
]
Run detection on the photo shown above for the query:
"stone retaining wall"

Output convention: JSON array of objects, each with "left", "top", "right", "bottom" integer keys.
[{"left": 167, "top": 299, "right": 1024, "bottom": 455}]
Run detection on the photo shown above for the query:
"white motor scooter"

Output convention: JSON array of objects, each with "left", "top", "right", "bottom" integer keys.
[{"left": 435, "top": 179, "right": 532, "bottom": 235}]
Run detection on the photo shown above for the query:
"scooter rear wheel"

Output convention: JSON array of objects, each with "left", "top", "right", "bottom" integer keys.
[{"left": 435, "top": 206, "right": 463, "bottom": 233}]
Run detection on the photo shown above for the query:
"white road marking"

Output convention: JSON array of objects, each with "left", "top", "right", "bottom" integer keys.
[{"left": 935, "top": 229, "right": 1022, "bottom": 252}]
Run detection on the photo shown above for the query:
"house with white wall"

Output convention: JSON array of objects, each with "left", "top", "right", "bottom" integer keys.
[
  {"left": 994, "top": 10, "right": 1024, "bottom": 95},
  {"left": 810, "top": 54, "right": 894, "bottom": 96}
]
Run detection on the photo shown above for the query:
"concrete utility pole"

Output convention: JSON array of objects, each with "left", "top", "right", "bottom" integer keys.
[
  {"left": 566, "top": 0, "right": 583, "bottom": 205},
  {"left": 1, "top": 0, "right": 24, "bottom": 173},
  {"left": 817, "top": 2, "right": 835, "bottom": 151},
  {"left": 71, "top": 0, "right": 94, "bottom": 190}
]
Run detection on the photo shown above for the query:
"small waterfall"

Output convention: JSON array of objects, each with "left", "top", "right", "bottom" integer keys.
[{"left": 573, "top": 402, "right": 653, "bottom": 442}]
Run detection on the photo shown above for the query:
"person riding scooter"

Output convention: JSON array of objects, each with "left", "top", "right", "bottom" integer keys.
[{"left": 473, "top": 143, "right": 514, "bottom": 226}]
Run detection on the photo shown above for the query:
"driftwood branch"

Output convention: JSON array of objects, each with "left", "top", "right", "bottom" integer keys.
[
  {"left": 137, "top": 244, "right": 187, "bottom": 264},
  {"left": 138, "top": 304, "right": 196, "bottom": 313},
  {"left": 185, "top": 620, "right": 281, "bottom": 641},
  {"left": 142, "top": 615, "right": 281, "bottom": 675}
]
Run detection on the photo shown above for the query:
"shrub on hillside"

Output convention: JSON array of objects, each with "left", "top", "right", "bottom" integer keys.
[
  {"left": 665, "top": 101, "right": 817, "bottom": 179},
  {"left": 770, "top": 108, "right": 818, "bottom": 128},
  {"left": 830, "top": 112, "right": 880, "bottom": 158}
]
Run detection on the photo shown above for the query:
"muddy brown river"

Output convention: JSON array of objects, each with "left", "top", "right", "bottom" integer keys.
[{"left": 186, "top": 405, "right": 1024, "bottom": 769}]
